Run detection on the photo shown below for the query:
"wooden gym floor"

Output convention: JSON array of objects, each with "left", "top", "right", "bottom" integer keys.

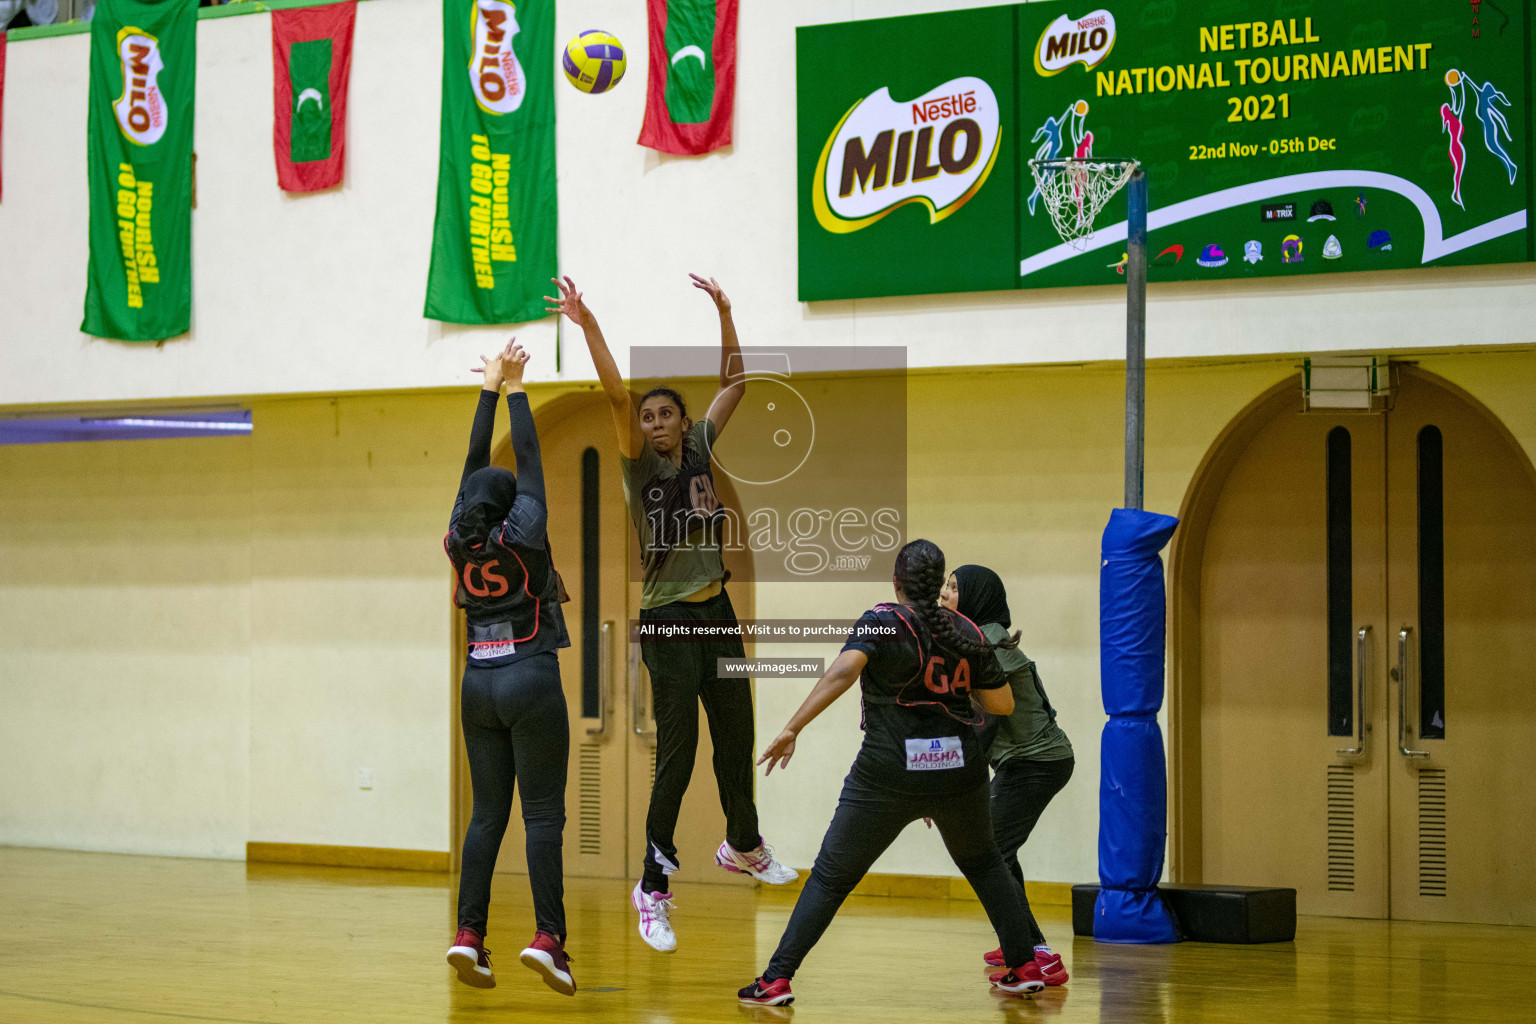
[{"left": 1, "top": 846, "right": 1532, "bottom": 1024}]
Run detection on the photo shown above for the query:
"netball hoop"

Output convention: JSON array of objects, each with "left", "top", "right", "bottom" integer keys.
[{"left": 1027, "top": 158, "right": 1138, "bottom": 251}]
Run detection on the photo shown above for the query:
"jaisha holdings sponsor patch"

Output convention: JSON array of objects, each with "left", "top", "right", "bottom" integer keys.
[
  {"left": 469, "top": 0, "right": 525, "bottom": 115},
  {"left": 1035, "top": 10, "right": 1117, "bottom": 76},
  {"left": 114, "top": 28, "right": 167, "bottom": 146},
  {"left": 813, "top": 76, "right": 1001, "bottom": 234}
]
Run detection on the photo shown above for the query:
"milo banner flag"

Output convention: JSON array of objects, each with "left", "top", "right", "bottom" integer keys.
[
  {"left": 271, "top": 0, "right": 356, "bottom": 193},
  {"left": 424, "top": 0, "right": 556, "bottom": 325},
  {"left": 638, "top": 0, "right": 738, "bottom": 155},
  {"left": 82, "top": 0, "right": 195, "bottom": 342}
]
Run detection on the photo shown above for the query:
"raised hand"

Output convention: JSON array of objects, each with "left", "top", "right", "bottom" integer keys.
[
  {"left": 757, "top": 728, "right": 797, "bottom": 776},
  {"left": 503, "top": 337, "right": 530, "bottom": 389},
  {"left": 471, "top": 344, "right": 508, "bottom": 390},
  {"left": 690, "top": 273, "right": 731, "bottom": 314},
  {"left": 544, "top": 276, "right": 594, "bottom": 328}
]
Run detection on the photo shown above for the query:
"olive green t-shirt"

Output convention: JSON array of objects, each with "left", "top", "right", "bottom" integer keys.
[
  {"left": 982, "top": 622, "right": 1074, "bottom": 766},
  {"left": 620, "top": 418, "right": 727, "bottom": 609}
]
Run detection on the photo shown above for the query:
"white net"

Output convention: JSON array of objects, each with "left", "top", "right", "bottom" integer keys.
[{"left": 1028, "top": 159, "right": 1138, "bottom": 248}]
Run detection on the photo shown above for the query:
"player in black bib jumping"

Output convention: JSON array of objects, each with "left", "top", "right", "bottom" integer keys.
[
  {"left": 442, "top": 339, "right": 576, "bottom": 996},
  {"left": 738, "top": 540, "right": 1049, "bottom": 1006}
]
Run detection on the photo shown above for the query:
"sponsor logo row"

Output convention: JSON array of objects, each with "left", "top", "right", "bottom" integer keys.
[{"left": 1107, "top": 192, "right": 1394, "bottom": 273}]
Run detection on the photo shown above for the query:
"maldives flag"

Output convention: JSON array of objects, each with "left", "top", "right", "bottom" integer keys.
[
  {"left": 637, "top": 0, "right": 737, "bottom": 155},
  {"left": 271, "top": 1, "right": 355, "bottom": 192}
]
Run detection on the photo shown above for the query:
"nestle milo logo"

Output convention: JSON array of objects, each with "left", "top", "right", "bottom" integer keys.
[
  {"left": 469, "top": 0, "right": 525, "bottom": 114},
  {"left": 114, "top": 27, "right": 167, "bottom": 146},
  {"left": 813, "top": 76, "right": 1001, "bottom": 234},
  {"left": 1035, "top": 10, "right": 1117, "bottom": 75}
]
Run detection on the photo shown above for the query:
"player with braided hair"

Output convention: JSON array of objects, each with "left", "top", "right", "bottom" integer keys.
[
  {"left": 738, "top": 540, "right": 1048, "bottom": 1006},
  {"left": 894, "top": 540, "right": 1018, "bottom": 660}
]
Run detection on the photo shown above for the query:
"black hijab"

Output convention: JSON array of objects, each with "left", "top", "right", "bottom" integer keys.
[
  {"left": 953, "top": 564, "right": 1011, "bottom": 629},
  {"left": 455, "top": 466, "right": 517, "bottom": 547}
]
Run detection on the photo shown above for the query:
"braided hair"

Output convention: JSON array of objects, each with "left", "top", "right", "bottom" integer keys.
[{"left": 894, "top": 539, "right": 1020, "bottom": 655}]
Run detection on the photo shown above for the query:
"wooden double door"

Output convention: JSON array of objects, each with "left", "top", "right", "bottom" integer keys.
[
  {"left": 1193, "top": 368, "right": 1536, "bottom": 924},
  {"left": 451, "top": 394, "right": 754, "bottom": 888}
]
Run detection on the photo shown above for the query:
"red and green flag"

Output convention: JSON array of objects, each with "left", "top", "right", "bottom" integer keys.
[
  {"left": 271, "top": 0, "right": 355, "bottom": 193},
  {"left": 637, "top": 0, "right": 737, "bottom": 155},
  {"left": 424, "top": 0, "right": 556, "bottom": 325},
  {"left": 82, "top": 0, "right": 195, "bottom": 342}
]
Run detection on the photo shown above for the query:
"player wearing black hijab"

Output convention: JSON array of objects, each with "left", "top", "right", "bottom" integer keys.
[
  {"left": 443, "top": 340, "right": 576, "bottom": 996},
  {"left": 942, "top": 564, "right": 1074, "bottom": 985},
  {"left": 737, "top": 540, "right": 1049, "bottom": 1006}
]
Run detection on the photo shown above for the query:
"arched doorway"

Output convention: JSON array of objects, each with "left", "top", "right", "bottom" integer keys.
[
  {"left": 1170, "top": 367, "right": 1536, "bottom": 924},
  {"left": 450, "top": 391, "right": 756, "bottom": 885}
]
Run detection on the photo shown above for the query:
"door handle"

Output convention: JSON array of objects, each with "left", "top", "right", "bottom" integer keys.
[
  {"left": 1336, "top": 626, "right": 1370, "bottom": 757},
  {"left": 631, "top": 641, "right": 657, "bottom": 742},
  {"left": 1397, "top": 627, "right": 1429, "bottom": 759},
  {"left": 586, "top": 621, "right": 613, "bottom": 737}
]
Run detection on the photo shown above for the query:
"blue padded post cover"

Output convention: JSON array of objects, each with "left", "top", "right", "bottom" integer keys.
[{"left": 1095, "top": 507, "right": 1181, "bottom": 943}]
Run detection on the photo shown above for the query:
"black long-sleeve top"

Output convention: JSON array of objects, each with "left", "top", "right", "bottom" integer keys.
[{"left": 445, "top": 388, "right": 569, "bottom": 661}]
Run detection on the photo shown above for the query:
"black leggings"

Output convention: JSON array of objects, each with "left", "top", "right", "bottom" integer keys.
[
  {"left": 638, "top": 587, "right": 759, "bottom": 891},
  {"left": 990, "top": 756, "right": 1074, "bottom": 947},
  {"left": 457, "top": 651, "right": 569, "bottom": 940},
  {"left": 764, "top": 767, "right": 1041, "bottom": 981}
]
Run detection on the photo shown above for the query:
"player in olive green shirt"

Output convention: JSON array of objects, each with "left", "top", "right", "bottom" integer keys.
[
  {"left": 942, "top": 564, "right": 1074, "bottom": 985},
  {"left": 546, "top": 275, "right": 796, "bottom": 956}
]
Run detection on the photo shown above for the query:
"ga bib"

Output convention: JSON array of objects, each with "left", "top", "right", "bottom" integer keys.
[{"left": 905, "top": 736, "right": 964, "bottom": 771}]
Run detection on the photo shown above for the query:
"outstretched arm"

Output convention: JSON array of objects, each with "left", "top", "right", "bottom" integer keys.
[
  {"left": 451, "top": 341, "right": 512, "bottom": 531},
  {"left": 459, "top": 341, "right": 511, "bottom": 488},
  {"left": 692, "top": 274, "right": 746, "bottom": 438},
  {"left": 501, "top": 341, "right": 545, "bottom": 509},
  {"left": 546, "top": 276, "right": 642, "bottom": 460},
  {"left": 757, "top": 649, "right": 869, "bottom": 775},
  {"left": 495, "top": 340, "right": 552, "bottom": 547}
]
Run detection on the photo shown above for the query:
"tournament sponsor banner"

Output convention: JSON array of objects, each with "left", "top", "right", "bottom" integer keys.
[
  {"left": 82, "top": 0, "right": 195, "bottom": 342},
  {"left": 638, "top": 0, "right": 738, "bottom": 155},
  {"left": 271, "top": 0, "right": 356, "bottom": 193},
  {"left": 797, "top": 0, "right": 1535, "bottom": 301},
  {"left": 798, "top": 5, "right": 1019, "bottom": 300},
  {"left": 424, "top": 0, "right": 556, "bottom": 325}
]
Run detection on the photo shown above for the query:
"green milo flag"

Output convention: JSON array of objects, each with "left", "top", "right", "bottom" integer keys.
[
  {"left": 424, "top": 0, "right": 557, "bottom": 325},
  {"left": 82, "top": 0, "right": 196, "bottom": 342}
]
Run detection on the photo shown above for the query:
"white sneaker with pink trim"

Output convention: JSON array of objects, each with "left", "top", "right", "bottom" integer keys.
[
  {"left": 715, "top": 840, "right": 799, "bottom": 885},
  {"left": 631, "top": 881, "right": 677, "bottom": 953}
]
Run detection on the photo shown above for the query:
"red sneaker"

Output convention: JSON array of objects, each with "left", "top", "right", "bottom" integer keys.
[
  {"left": 446, "top": 926, "right": 495, "bottom": 989},
  {"left": 983, "top": 946, "right": 1005, "bottom": 966},
  {"left": 990, "top": 960, "right": 1046, "bottom": 996},
  {"left": 519, "top": 931, "right": 575, "bottom": 996},
  {"left": 1036, "top": 950, "right": 1069, "bottom": 986},
  {"left": 738, "top": 976, "right": 795, "bottom": 1006}
]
